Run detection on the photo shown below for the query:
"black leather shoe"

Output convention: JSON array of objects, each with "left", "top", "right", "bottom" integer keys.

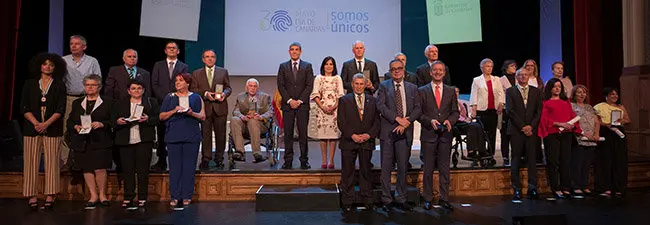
[
  {"left": 503, "top": 158, "right": 510, "bottom": 166},
  {"left": 100, "top": 200, "right": 110, "bottom": 207},
  {"left": 214, "top": 161, "right": 225, "bottom": 170},
  {"left": 364, "top": 203, "right": 376, "bottom": 211},
  {"left": 281, "top": 162, "right": 292, "bottom": 169},
  {"left": 439, "top": 200, "right": 454, "bottom": 211},
  {"left": 199, "top": 161, "right": 210, "bottom": 169},
  {"left": 527, "top": 189, "right": 539, "bottom": 199},
  {"left": 342, "top": 205, "right": 353, "bottom": 213},
  {"left": 253, "top": 154, "right": 268, "bottom": 163},
  {"left": 233, "top": 151, "right": 246, "bottom": 162},
  {"left": 398, "top": 203, "right": 412, "bottom": 211},
  {"left": 300, "top": 162, "right": 311, "bottom": 169},
  {"left": 423, "top": 201, "right": 432, "bottom": 210},
  {"left": 380, "top": 204, "right": 392, "bottom": 212},
  {"left": 84, "top": 201, "right": 98, "bottom": 210},
  {"left": 513, "top": 189, "right": 522, "bottom": 203}
]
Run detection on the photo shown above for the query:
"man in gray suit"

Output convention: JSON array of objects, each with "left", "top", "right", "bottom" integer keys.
[
  {"left": 376, "top": 59, "right": 421, "bottom": 212},
  {"left": 230, "top": 78, "right": 273, "bottom": 163},
  {"left": 418, "top": 60, "right": 459, "bottom": 211},
  {"left": 190, "top": 50, "right": 232, "bottom": 169}
]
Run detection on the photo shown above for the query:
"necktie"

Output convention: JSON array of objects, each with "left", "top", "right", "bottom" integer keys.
[
  {"left": 357, "top": 61, "right": 363, "bottom": 73},
  {"left": 207, "top": 67, "right": 213, "bottom": 87},
  {"left": 292, "top": 62, "right": 298, "bottom": 80},
  {"left": 128, "top": 67, "right": 135, "bottom": 79},
  {"left": 357, "top": 94, "right": 364, "bottom": 120},
  {"left": 522, "top": 86, "right": 528, "bottom": 106},
  {"left": 395, "top": 83, "right": 404, "bottom": 117},
  {"left": 168, "top": 61, "right": 175, "bottom": 78},
  {"left": 435, "top": 85, "right": 442, "bottom": 108}
]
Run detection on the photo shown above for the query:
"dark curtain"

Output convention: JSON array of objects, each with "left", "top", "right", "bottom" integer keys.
[{"left": 0, "top": 0, "right": 21, "bottom": 122}]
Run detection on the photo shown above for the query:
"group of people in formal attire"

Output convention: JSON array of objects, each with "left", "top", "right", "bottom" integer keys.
[{"left": 18, "top": 35, "right": 630, "bottom": 213}]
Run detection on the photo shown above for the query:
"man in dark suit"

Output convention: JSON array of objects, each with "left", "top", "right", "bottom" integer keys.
[
  {"left": 190, "top": 49, "right": 232, "bottom": 169},
  {"left": 418, "top": 60, "right": 459, "bottom": 211},
  {"left": 150, "top": 41, "right": 188, "bottom": 171},
  {"left": 105, "top": 49, "right": 151, "bottom": 101},
  {"left": 341, "top": 41, "right": 380, "bottom": 95},
  {"left": 376, "top": 59, "right": 421, "bottom": 212},
  {"left": 276, "top": 42, "right": 314, "bottom": 169},
  {"left": 506, "top": 68, "right": 542, "bottom": 202},
  {"left": 383, "top": 53, "right": 417, "bottom": 84},
  {"left": 337, "top": 73, "right": 380, "bottom": 212},
  {"left": 415, "top": 45, "right": 451, "bottom": 87}
]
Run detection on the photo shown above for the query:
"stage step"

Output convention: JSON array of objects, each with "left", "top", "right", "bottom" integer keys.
[
  {"left": 255, "top": 184, "right": 340, "bottom": 211},
  {"left": 352, "top": 185, "right": 421, "bottom": 205}
]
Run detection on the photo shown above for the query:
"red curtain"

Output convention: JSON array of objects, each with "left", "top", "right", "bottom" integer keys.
[
  {"left": 0, "top": 0, "right": 21, "bottom": 122},
  {"left": 573, "top": 0, "right": 603, "bottom": 105}
]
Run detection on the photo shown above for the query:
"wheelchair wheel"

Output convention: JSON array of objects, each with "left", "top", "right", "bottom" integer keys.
[
  {"left": 471, "top": 160, "right": 479, "bottom": 167},
  {"left": 451, "top": 152, "right": 459, "bottom": 168},
  {"left": 488, "top": 158, "right": 496, "bottom": 167}
]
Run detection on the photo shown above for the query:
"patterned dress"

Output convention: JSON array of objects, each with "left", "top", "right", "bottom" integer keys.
[{"left": 308, "top": 75, "right": 345, "bottom": 139}]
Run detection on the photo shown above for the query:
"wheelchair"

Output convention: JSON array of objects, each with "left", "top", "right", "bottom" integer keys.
[
  {"left": 451, "top": 115, "right": 496, "bottom": 169},
  {"left": 227, "top": 117, "right": 281, "bottom": 170}
]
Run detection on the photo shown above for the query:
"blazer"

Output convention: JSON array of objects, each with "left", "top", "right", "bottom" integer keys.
[
  {"left": 376, "top": 79, "right": 421, "bottom": 140},
  {"left": 111, "top": 97, "right": 160, "bottom": 146},
  {"left": 384, "top": 70, "right": 418, "bottom": 85},
  {"left": 469, "top": 74, "right": 506, "bottom": 112},
  {"left": 505, "top": 85, "right": 543, "bottom": 136},
  {"left": 105, "top": 65, "right": 151, "bottom": 101},
  {"left": 67, "top": 96, "right": 114, "bottom": 151},
  {"left": 232, "top": 92, "right": 273, "bottom": 121},
  {"left": 337, "top": 93, "right": 380, "bottom": 150},
  {"left": 160, "top": 92, "right": 203, "bottom": 143},
  {"left": 190, "top": 66, "right": 232, "bottom": 117},
  {"left": 417, "top": 83, "right": 459, "bottom": 143},
  {"left": 341, "top": 58, "right": 380, "bottom": 95},
  {"left": 20, "top": 78, "right": 67, "bottom": 137},
  {"left": 415, "top": 62, "right": 452, "bottom": 87},
  {"left": 276, "top": 59, "right": 314, "bottom": 111},
  {"left": 151, "top": 59, "right": 188, "bottom": 102}
]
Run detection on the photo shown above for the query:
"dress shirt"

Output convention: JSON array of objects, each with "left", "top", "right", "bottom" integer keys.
[
  {"left": 63, "top": 54, "right": 102, "bottom": 95},
  {"left": 469, "top": 74, "right": 505, "bottom": 111},
  {"left": 129, "top": 102, "right": 142, "bottom": 144}
]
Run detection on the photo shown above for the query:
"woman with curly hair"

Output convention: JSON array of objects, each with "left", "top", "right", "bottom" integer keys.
[{"left": 20, "top": 53, "right": 67, "bottom": 210}]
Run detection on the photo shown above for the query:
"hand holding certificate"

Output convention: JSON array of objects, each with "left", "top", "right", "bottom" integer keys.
[
  {"left": 610, "top": 110, "right": 622, "bottom": 126},
  {"left": 125, "top": 105, "right": 145, "bottom": 122},
  {"left": 215, "top": 84, "right": 224, "bottom": 100},
  {"left": 79, "top": 115, "right": 92, "bottom": 134},
  {"left": 177, "top": 96, "right": 190, "bottom": 113},
  {"left": 559, "top": 116, "right": 581, "bottom": 132}
]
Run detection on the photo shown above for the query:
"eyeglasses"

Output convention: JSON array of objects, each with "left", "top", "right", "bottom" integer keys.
[
  {"left": 129, "top": 87, "right": 144, "bottom": 91},
  {"left": 166, "top": 46, "right": 178, "bottom": 50},
  {"left": 390, "top": 67, "right": 404, "bottom": 72},
  {"left": 84, "top": 84, "right": 100, "bottom": 87}
]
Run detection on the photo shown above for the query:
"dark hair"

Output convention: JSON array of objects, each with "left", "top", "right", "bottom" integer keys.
[
  {"left": 319, "top": 56, "right": 338, "bottom": 75},
  {"left": 570, "top": 84, "right": 589, "bottom": 103},
  {"left": 175, "top": 73, "right": 193, "bottom": 86},
  {"left": 28, "top": 52, "right": 67, "bottom": 80},
  {"left": 602, "top": 87, "right": 621, "bottom": 104},
  {"left": 543, "top": 78, "right": 568, "bottom": 101},
  {"left": 127, "top": 79, "right": 145, "bottom": 89},
  {"left": 165, "top": 41, "right": 178, "bottom": 48},
  {"left": 289, "top": 42, "right": 302, "bottom": 50},
  {"left": 202, "top": 49, "right": 215, "bottom": 57},
  {"left": 501, "top": 60, "right": 517, "bottom": 75},
  {"left": 551, "top": 61, "right": 564, "bottom": 70},
  {"left": 388, "top": 59, "right": 403, "bottom": 68}
]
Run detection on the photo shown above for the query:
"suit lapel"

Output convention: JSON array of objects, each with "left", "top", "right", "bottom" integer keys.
[{"left": 362, "top": 94, "right": 370, "bottom": 122}]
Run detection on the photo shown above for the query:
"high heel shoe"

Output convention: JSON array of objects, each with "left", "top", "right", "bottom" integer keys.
[
  {"left": 328, "top": 164, "right": 334, "bottom": 169},
  {"left": 28, "top": 199, "right": 39, "bottom": 211},
  {"left": 321, "top": 163, "right": 327, "bottom": 169},
  {"left": 42, "top": 200, "right": 55, "bottom": 210}
]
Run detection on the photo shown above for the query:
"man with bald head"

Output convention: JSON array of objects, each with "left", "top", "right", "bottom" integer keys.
[
  {"left": 105, "top": 49, "right": 152, "bottom": 101},
  {"left": 341, "top": 40, "right": 380, "bottom": 95},
  {"left": 416, "top": 44, "right": 451, "bottom": 87}
]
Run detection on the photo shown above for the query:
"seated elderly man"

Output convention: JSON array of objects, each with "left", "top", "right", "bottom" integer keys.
[
  {"left": 453, "top": 86, "right": 487, "bottom": 158},
  {"left": 230, "top": 78, "right": 274, "bottom": 163}
]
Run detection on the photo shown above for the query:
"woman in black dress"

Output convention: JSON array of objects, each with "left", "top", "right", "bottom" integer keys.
[
  {"left": 67, "top": 74, "right": 113, "bottom": 209},
  {"left": 20, "top": 53, "right": 67, "bottom": 210}
]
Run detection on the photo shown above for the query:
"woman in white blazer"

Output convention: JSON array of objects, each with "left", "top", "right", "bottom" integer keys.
[{"left": 469, "top": 58, "right": 505, "bottom": 161}]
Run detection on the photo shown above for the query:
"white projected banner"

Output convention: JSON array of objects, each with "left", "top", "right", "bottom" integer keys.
[
  {"left": 225, "top": 0, "right": 401, "bottom": 76},
  {"left": 426, "top": 0, "right": 482, "bottom": 44},
  {"left": 140, "top": 0, "right": 202, "bottom": 41}
]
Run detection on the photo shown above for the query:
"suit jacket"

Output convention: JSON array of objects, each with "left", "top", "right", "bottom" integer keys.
[
  {"left": 505, "top": 85, "right": 543, "bottom": 136},
  {"left": 111, "top": 97, "right": 160, "bottom": 146},
  {"left": 276, "top": 60, "right": 314, "bottom": 111},
  {"left": 337, "top": 93, "right": 380, "bottom": 150},
  {"left": 232, "top": 91, "right": 274, "bottom": 126},
  {"left": 341, "top": 58, "right": 380, "bottom": 95},
  {"left": 384, "top": 70, "right": 418, "bottom": 85},
  {"left": 151, "top": 59, "right": 188, "bottom": 102},
  {"left": 376, "top": 79, "right": 421, "bottom": 140},
  {"left": 67, "top": 96, "right": 114, "bottom": 151},
  {"left": 417, "top": 83, "right": 459, "bottom": 143},
  {"left": 190, "top": 66, "right": 232, "bottom": 117},
  {"left": 415, "top": 62, "right": 452, "bottom": 87},
  {"left": 105, "top": 65, "right": 151, "bottom": 101},
  {"left": 20, "top": 78, "right": 67, "bottom": 137}
]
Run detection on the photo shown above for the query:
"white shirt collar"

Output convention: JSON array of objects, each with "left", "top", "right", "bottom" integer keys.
[{"left": 166, "top": 58, "right": 178, "bottom": 65}]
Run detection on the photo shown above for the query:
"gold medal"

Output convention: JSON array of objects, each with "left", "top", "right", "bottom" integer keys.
[{"left": 41, "top": 96, "right": 46, "bottom": 102}]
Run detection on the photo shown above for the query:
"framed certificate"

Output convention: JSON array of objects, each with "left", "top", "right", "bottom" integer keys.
[
  {"left": 125, "top": 104, "right": 144, "bottom": 122},
  {"left": 215, "top": 84, "right": 224, "bottom": 99},
  {"left": 79, "top": 115, "right": 92, "bottom": 134},
  {"left": 611, "top": 110, "right": 622, "bottom": 126}
]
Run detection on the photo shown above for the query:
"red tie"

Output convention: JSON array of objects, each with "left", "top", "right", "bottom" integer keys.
[{"left": 435, "top": 85, "right": 442, "bottom": 108}]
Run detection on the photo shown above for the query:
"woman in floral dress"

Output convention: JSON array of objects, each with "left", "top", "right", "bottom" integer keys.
[{"left": 309, "top": 56, "right": 345, "bottom": 169}]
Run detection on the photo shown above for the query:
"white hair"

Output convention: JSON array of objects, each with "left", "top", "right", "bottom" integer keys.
[
  {"left": 245, "top": 78, "right": 259, "bottom": 86},
  {"left": 123, "top": 49, "right": 138, "bottom": 57}
]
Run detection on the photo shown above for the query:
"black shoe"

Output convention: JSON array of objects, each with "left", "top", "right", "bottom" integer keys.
[
  {"left": 150, "top": 161, "right": 167, "bottom": 172},
  {"left": 398, "top": 203, "right": 412, "bottom": 211},
  {"left": 527, "top": 189, "right": 539, "bottom": 199},
  {"left": 439, "top": 200, "right": 454, "bottom": 211},
  {"left": 572, "top": 190, "right": 585, "bottom": 199},
  {"left": 84, "top": 201, "right": 98, "bottom": 210},
  {"left": 300, "top": 162, "right": 311, "bottom": 169},
  {"left": 503, "top": 158, "right": 510, "bottom": 166},
  {"left": 172, "top": 201, "right": 184, "bottom": 211},
  {"left": 342, "top": 205, "right": 353, "bottom": 213},
  {"left": 233, "top": 151, "right": 246, "bottom": 162},
  {"left": 512, "top": 189, "right": 522, "bottom": 203},
  {"left": 369, "top": 162, "right": 374, "bottom": 168},
  {"left": 28, "top": 200, "right": 39, "bottom": 211},
  {"left": 281, "top": 162, "right": 293, "bottom": 169},
  {"left": 363, "top": 203, "right": 376, "bottom": 211},
  {"left": 125, "top": 201, "right": 138, "bottom": 211},
  {"left": 199, "top": 161, "right": 210, "bottom": 169},
  {"left": 100, "top": 200, "right": 110, "bottom": 207},
  {"left": 253, "top": 154, "right": 268, "bottom": 163},
  {"left": 423, "top": 201, "right": 432, "bottom": 210},
  {"left": 407, "top": 162, "right": 413, "bottom": 170},
  {"left": 380, "top": 204, "right": 392, "bottom": 212}
]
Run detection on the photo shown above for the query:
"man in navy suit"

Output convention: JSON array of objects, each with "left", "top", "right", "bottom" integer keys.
[
  {"left": 506, "top": 68, "right": 542, "bottom": 202},
  {"left": 276, "top": 42, "right": 314, "bottom": 169},
  {"left": 415, "top": 45, "right": 451, "bottom": 87},
  {"left": 340, "top": 40, "right": 380, "bottom": 95},
  {"left": 418, "top": 60, "right": 459, "bottom": 211},
  {"left": 150, "top": 41, "right": 188, "bottom": 171},
  {"left": 376, "top": 59, "right": 421, "bottom": 212},
  {"left": 337, "top": 73, "right": 380, "bottom": 212},
  {"left": 105, "top": 49, "right": 151, "bottom": 101}
]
